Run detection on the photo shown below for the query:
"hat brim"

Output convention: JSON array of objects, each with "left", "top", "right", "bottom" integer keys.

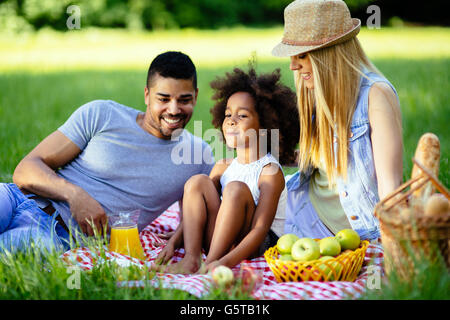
[{"left": 272, "top": 18, "right": 361, "bottom": 57}]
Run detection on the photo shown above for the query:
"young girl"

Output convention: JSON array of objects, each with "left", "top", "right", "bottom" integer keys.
[
  {"left": 153, "top": 66, "right": 299, "bottom": 273},
  {"left": 271, "top": 0, "right": 403, "bottom": 241}
]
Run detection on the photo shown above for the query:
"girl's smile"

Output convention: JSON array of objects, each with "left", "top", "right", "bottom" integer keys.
[
  {"left": 222, "top": 91, "right": 261, "bottom": 150},
  {"left": 224, "top": 130, "right": 239, "bottom": 136}
]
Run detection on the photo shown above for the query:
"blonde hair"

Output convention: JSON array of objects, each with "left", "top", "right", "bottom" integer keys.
[{"left": 296, "top": 37, "right": 382, "bottom": 186}]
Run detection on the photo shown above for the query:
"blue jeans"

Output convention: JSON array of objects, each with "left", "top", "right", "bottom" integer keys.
[{"left": 0, "top": 183, "right": 71, "bottom": 254}]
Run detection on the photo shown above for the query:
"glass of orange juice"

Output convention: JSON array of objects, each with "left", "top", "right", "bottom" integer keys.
[{"left": 108, "top": 210, "right": 145, "bottom": 260}]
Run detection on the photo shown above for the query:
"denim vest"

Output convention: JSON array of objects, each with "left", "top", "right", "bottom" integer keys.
[{"left": 286, "top": 70, "right": 398, "bottom": 240}]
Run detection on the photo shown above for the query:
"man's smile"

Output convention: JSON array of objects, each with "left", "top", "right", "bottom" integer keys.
[{"left": 161, "top": 115, "right": 186, "bottom": 129}]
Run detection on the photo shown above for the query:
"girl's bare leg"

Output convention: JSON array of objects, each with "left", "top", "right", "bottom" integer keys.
[
  {"left": 204, "top": 181, "right": 256, "bottom": 264},
  {"left": 158, "top": 174, "right": 220, "bottom": 274}
]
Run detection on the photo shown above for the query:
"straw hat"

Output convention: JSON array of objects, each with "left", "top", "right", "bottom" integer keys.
[{"left": 272, "top": 0, "right": 361, "bottom": 57}]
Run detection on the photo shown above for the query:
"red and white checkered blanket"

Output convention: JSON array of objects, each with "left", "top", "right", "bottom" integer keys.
[{"left": 61, "top": 202, "right": 384, "bottom": 300}]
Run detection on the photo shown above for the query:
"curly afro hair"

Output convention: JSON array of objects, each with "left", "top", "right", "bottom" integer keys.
[{"left": 210, "top": 66, "right": 299, "bottom": 165}]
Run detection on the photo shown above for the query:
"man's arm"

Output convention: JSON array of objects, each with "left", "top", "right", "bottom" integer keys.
[{"left": 13, "top": 130, "right": 107, "bottom": 236}]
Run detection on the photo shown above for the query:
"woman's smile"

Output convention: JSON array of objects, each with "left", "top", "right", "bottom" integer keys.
[
  {"left": 301, "top": 72, "right": 312, "bottom": 81},
  {"left": 290, "top": 54, "right": 314, "bottom": 89}
]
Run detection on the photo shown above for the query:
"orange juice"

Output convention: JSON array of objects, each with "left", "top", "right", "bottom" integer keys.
[{"left": 109, "top": 225, "right": 145, "bottom": 260}]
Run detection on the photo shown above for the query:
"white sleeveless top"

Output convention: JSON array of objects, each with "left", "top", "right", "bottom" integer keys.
[{"left": 219, "top": 153, "right": 287, "bottom": 237}]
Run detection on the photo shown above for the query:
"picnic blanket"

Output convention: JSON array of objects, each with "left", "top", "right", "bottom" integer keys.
[{"left": 61, "top": 202, "right": 384, "bottom": 300}]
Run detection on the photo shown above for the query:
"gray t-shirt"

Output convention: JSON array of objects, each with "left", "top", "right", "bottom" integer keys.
[{"left": 49, "top": 100, "right": 214, "bottom": 234}]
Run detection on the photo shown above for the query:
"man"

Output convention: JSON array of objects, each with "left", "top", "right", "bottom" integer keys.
[{"left": 0, "top": 51, "right": 214, "bottom": 253}]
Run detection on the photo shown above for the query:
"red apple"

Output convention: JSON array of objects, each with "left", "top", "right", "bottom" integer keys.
[{"left": 239, "top": 266, "right": 262, "bottom": 292}]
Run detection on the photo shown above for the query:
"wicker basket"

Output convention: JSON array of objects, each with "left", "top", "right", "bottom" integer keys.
[
  {"left": 264, "top": 240, "right": 369, "bottom": 282},
  {"left": 374, "top": 158, "right": 450, "bottom": 280}
]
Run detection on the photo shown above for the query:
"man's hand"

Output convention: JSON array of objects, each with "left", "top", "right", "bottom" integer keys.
[{"left": 68, "top": 186, "right": 107, "bottom": 236}]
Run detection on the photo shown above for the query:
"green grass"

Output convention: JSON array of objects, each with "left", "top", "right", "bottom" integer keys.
[
  {"left": 1, "top": 59, "right": 448, "bottom": 183},
  {"left": 359, "top": 241, "right": 450, "bottom": 300},
  {"left": 0, "top": 234, "right": 253, "bottom": 300},
  {"left": 1, "top": 26, "right": 449, "bottom": 71},
  {"left": 0, "top": 26, "right": 449, "bottom": 300}
]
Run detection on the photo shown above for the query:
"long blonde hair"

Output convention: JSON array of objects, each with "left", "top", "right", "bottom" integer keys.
[{"left": 296, "top": 37, "right": 382, "bottom": 186}]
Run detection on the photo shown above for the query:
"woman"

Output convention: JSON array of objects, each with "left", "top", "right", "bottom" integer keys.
[{"left": 272, "top": 0, "right": 403, "bottom": 241}]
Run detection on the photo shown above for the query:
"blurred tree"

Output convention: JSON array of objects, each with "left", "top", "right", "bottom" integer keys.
[
  {"left": 139, "top": 0, "right": 178, "bottom": 30},
  {"left": 344, "top": 0, "right": 375, "bottom": 11},
  {"left": 165, "top": 0, "right": 238, "bottom": 28},
  {"left": 0, "top": 0, "right": 34, "bottom": 33},
  {"left": 2, "top": 0, "right": 445, "bottom": 33},
  {"left": 22, "top": 0, "right": 71, "bottom": 30}
]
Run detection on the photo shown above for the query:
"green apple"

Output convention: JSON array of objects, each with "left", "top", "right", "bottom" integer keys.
[
  {"left": 279, "top": 254, "right": 294, "bottom": 261},
  {"left": 335, "top": 229, "right": 361, "bottom": 250},
  {"left": 317, "top": 256, "right": 334, "bottom": 279},
  {"left": 317, "top": 256, "right": 342, "bottom": 280},
  {"left": 211, "top": 265, "right": 234, "bottom": 287},
  {"left": 276, "top": 234, "right": 299, "bottom": 254},
  {"left": 291, "top": 238, "right": 320, "bottom": 262},
  {"left": 319, "top": 237, "right": 341, "bottom": 256}
]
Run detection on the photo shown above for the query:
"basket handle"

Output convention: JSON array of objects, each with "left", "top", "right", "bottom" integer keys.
[
  {"left": 412, "top": 158, "right": 449, "bottom": 199},
  {"left": 374, "top": 158, "right": 449, "bottom": 217}
]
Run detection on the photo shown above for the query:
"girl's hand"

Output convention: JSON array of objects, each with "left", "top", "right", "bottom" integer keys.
[
  {"left": 154, "top": 241, "right": 175, "bottom": 265},
  {"left": 204, "top": 260, "right": 223, "bottom": 274},
  {"left": 156, "top": 231, "right": 175, "bottom": 240}
]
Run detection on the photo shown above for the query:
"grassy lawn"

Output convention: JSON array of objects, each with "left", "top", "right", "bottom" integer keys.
[
  {"left": 0, "top": 26, "right": 449, "bottom": 300},
  {"left": 0, "top": 236, "right": 254, "bottom": 300}
]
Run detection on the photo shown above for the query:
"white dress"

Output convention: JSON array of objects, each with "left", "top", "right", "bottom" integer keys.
[{"left": 219, "top": 153, "right": 287, "bottom": 237}]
